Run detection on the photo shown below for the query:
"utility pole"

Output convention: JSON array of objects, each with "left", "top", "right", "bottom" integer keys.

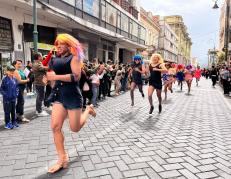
[{"left": 33, "top": 0, "right": 38, "bottom": 53}]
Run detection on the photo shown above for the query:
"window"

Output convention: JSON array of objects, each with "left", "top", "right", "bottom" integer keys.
[
  {"left": 62, "top": 0, "right": 75, "bottom": 6},
  {"left": 117, "top": 12, "right": 121, "bottom": 29},
  {"left": 76, "top": 0, "right": 82, "bottom": 9},
  {"left": 121, "top": 13, "right": 129, "bottom": 32},
  {"left": 140, "top": 26, "right": 146, "bottom": 40},
  {"left": 106, "top": 3, "right": 117, "bottom": 26},
  {"left": 132, "top": 21, "right": 138, "bottom": 37},
  {"left": 83, "top": 0, "right": 99, "bottom": 18},
  {"left": 101, "top": 1, "right": 106, "bottom": 21}
]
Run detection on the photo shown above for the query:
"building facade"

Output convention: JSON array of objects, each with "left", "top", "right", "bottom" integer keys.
[
  {"left": 208, "top": 48, "right": 219, "bottom": 68},
  {"left": 140, "top": 7, "right": 160, "bottom": 58},
  {"left": 0, "top": 0, "right": 147, "bottom": 78},
  {"left": 219, "top": 3, "right": 225, "bottom": 52},
  {"left": 158, "top": 19, "right": 178, "bottom": 63},
  {"left": 164, "top": 16, "right": 192, "bottom": 65},
  {"left": 219, "top": 1, "right": 231, "bottom": 66}
]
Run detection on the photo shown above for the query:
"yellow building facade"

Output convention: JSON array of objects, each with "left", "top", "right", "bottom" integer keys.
[
  {"left": 164, "top": 16, "right": 192, "bottom": 64},
  {"left": 140, "top": 7, "right": 160, "bottom": 56}
]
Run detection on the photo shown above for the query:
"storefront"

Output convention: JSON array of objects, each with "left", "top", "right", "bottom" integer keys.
[{"left": 0, "top": 16, "right": 13, "bottom": 79}]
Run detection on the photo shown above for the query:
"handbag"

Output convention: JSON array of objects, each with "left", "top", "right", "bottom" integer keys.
[{"left": 83, "top": 82, "right": 90, "bottom": 91}]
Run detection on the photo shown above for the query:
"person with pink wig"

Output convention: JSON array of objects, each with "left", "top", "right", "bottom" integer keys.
[{"left": 184, "top": 64, "right": 194, "bottom": 94}]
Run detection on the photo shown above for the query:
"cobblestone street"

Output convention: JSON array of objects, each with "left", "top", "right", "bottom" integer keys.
[{"left": 0, "top": 78, "right": 231, "bottom": 179}]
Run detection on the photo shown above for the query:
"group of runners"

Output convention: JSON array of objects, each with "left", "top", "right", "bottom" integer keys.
[
  {"left": 129, "top": 54, "right": 202, "bottom": 115},
  {"left": 43, "top": 34, "right": 201, "bottom": 174}
]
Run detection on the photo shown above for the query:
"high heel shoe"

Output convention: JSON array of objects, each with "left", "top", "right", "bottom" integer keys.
[
  {"left": 48, "top": 154, "right": 69, "bottom": 174},
  {"left": 87, "top": 104, "right": 96, "bottom": 117}
]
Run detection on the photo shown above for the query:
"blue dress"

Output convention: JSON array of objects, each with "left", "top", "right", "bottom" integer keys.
[{"left": 49, "top": 54, "right": 83, "bottom": 109}]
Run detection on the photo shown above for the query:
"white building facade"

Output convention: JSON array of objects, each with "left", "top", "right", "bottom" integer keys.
[
  {"left": 158, "top": 19, "right": 178, "bottom": 63},
  {"left": 0, "top": 0, "right": 147, "bottom": 78}
]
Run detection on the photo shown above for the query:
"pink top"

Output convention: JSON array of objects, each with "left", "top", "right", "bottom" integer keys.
[
  {"left": 194, "top": 69, "right": 201, "bottom": 79},
  {"left": 185, "top": 70, "right": 193, "bottom": 81}
]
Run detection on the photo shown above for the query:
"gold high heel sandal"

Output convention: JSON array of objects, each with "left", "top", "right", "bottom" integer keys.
[
  {"left": 87, "top": 104, "right": 96, "bottom": 117},
  {"left": 48, "top": 154, "right": 69, "bottom": 174}
]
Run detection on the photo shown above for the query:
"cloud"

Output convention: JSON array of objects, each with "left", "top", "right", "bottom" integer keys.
[{"left": 140, "top": 0, "right": 217, "bottom": 16}]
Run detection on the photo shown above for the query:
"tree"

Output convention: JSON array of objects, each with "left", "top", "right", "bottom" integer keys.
[{"left": 217, "top": 51, "right": 225, "bottom": 64}]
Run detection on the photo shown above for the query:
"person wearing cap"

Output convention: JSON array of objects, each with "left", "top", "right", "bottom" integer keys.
[
  {"left": 0, "top": 65, "right": 19, "bottom": 129},
  {"left": 129, "top": 54, "right": 145, "bottom": 106}
]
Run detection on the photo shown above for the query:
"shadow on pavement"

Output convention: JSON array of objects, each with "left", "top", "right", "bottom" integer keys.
[
  {"left": 162, "top": 99, "right": 173, "bottom": 104},
  {"left": 135, "top": 115, "right": 160, "bottom": 131},
  {"left": 120, "top": 107, "right": 142, "bottom": 123}
]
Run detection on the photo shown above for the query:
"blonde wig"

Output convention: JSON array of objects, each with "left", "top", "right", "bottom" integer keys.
[
  {"left": 150, "top": 53, "right": 164, "bottom": 64},
  {"left": 54, "top": 33, "right": 84, "bottom": 61}
]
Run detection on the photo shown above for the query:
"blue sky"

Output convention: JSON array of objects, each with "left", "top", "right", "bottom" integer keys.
[{"left": 140, "top": 0, "right": 221, "bottom": 66}]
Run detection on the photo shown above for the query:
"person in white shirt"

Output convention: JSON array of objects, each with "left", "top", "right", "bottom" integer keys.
[{"left": 90, "top": 69, "right": 100, "bottom": 107}]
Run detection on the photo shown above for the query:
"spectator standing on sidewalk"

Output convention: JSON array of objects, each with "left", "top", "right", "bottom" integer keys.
[
  {"left": 210, "top": 66, "right": 218, "bottom": 87},
  {"left": 121, "top": 65, "right": 128, "bottom": 92},
  {"left": 79, "top": 64, "right": 92, "bottom": 109},
  {"left": 12, "top": 59, "right": 30, "bottom": 123},
  {"left": 106, "top": 60, "right": 113, "bottom": 97},
  {"left": 25, "top": 61, "right": 34, "bottom": 95},
  {"left": 90, "top": 67, "right": 100, "bottom": 107},
  {"left": 33, "top": 53, "right": 49, "bottom": 117},
  {"left": 0, "top": 65, "right": 19, "bottom": 129},
  {"left": 42, "top": 47, "right": 55, "bottom": 109},
  {"left": 114, "top": 66, "right": 122, "bottom": 95},
  {"left": 220, "top": 67, "right": 230, "bottom": 95}
]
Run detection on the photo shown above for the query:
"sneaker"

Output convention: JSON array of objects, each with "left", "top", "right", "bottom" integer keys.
[
  {"left": 4, "top": 123, "right": 14, "bottom": 129},
  {"left": 12, "top": 121, "right": 19, "bottom": 128},
  {"left": 149, "top": 106, "right": 154, "bottom": 114},
  {"left": 22, "top": 118, "right": 30, "bottom": 122},
  {"left": 37, "top": 111, "right": 49, "bottom": 117}
]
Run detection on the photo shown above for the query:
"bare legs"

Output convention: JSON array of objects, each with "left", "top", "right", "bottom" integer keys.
[
  {"left": 48, "top": 104, "right": 96, "bottom": 173},
  {"left": 186, "top": 80, "right": 192, "bottom": 94},
  {"left": 48, "top": 103, "right": 67, "bottom": 173},
  {"left": 196, "top": 78, "right": 199, "bottom": 86}
]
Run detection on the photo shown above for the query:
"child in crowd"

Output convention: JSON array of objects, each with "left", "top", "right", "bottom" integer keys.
[{"left": 0, "top": 65, "right": 19, "bottom": 129}]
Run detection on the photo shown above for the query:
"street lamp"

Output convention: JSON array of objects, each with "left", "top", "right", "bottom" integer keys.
[
  {"left": 213, "top": 0, "right": 230, "bottom": 64},
  {"left": 33, "top": 0, "right": 38, "bottom": 53},
  {"left": 213, "top": 0, "right": 219, "bottom": 9}
]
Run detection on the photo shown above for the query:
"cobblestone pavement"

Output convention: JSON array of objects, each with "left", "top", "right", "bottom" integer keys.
[{"left": 0, "top": 78, "right": 231, "bottom": 179}]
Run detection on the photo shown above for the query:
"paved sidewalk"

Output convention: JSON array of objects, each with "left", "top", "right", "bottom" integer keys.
[{"left": 0, "top": 78, "right": 231, "bottom": 179}]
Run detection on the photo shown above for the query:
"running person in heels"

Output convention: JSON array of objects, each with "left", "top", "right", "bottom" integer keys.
[
  {"left": 184, "top": 64, "right": 194, "bottom": 94},
  {"left": 129, "top": 54, "right": 145, "bottom": 106},
  {"left": 148, "top": 54, "right": 167, "bottom": 114},
  {"left": 44, "top": 34, "right": 96, "bottom": 174},
  {"left": 163, "top": 63, "right": 172, "bottom": 100}
]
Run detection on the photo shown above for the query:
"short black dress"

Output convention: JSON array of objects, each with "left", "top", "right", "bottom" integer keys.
[
  {"left": 49, "top": 54, "right": 83, "bottom": 109},
  {"left": 131, "top": 62, "right": 143, "bottom": 85},
  {"left": 149, "top": 64, "right": 162, "bottom": 90}
]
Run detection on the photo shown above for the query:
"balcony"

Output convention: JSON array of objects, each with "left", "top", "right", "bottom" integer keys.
[{"left": 113, "top": 0, "right": 138, "bottom": 19}]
